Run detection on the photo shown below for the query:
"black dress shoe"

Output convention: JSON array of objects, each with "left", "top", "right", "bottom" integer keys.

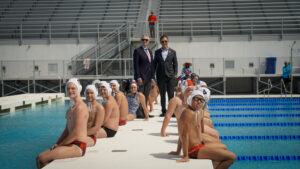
[{"left": 159, "top": 113, "right": 165, "bottom": 117}]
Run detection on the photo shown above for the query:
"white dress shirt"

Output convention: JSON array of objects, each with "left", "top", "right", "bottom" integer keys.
[{"left": 161, "top": 48, "right": 169, "bottom": 61}]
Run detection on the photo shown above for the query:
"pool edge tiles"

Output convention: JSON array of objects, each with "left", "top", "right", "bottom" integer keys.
[{"left": 0, "top": 93, "right": 65, "bottom": 113}]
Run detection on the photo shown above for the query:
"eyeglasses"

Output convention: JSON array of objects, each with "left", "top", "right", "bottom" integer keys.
[
  {"left": 192, "top": 97, "right": 205, "bottom": 103},
  {"left": 161, "top": 40, "right": 168, "bottom": 43},
  {"left": 141, "top": 39, "right": 149, "bottom": 42}
]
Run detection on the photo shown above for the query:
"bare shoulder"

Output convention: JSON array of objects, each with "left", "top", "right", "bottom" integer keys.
[
  {"left": 180, "top": 107, "right": 195, "bottom": 121},
  {"left": 77, "top": 101, "right": 88, "bottom": 111},
  {"left": 95, "top": 102, "right": 104, "bottom": 111},
  {"left": 116, "top": 92, "right": 125, "bottom": 99},
  {"left": 169, "top": 96, "right": 180, "bottom": 105},
  {"left": 137, "top": 92, "right": 145, "bottom": 99},
  {"left": 75, "top": 101, "right": 88, "bottom": 116}
]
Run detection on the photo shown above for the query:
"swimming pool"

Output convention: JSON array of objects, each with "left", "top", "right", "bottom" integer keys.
[
  {"left": 0, "top": 98, "right": 299, "bottom": 169},
  {"left": 209, "top": 98, "right": 300, "bottom": 169},
  {"left": 0, "top": 101, "right": 67, "bottom": 169}
]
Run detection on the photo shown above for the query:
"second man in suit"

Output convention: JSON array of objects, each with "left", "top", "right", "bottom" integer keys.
[{"left": 154, "top": 35, "right": 178, "bottom": 117}]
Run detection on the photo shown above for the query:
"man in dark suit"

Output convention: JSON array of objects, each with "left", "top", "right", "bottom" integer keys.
[
  {"left": 133, "top": 35, "right": 155, "bottom": 105},
  {"left": 154, "top": 35, "right": 178, "bottom": 117}
]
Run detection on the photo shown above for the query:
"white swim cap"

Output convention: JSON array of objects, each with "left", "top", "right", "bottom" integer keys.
[
  {"left": 92, "top": 79, "right": 101, "bottom": 87},
  {"left": 100, "top": 81, "right": 112, "bottom": 96},
  {"left": 198, "top": 87, "right": 211, "bottom": 103},
  {"left": 187, "top": 90, "right": 205, "bottom": 107},
  {"left": 84, "top": 84, "right": 98, "bottom": 99},
  {"left": 110, "top": 80, "right": 120, "bottom": 90},
  {"left": 67, "top": 78, "right": 82, "bottom": 96},
  {"left": 181, "top": 79, "right": 194, "bottom": 93},
  {"left": 199, "top": 81, "right": 207, "bottom": 87}
]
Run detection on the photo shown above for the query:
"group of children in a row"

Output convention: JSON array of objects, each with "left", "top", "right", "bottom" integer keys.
[{"left": 36, "top": 70, "right": 235, "bottom": 169}]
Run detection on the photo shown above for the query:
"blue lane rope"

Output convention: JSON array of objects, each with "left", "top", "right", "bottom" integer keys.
[
  {"left": 209, "top": 103, "right": 300, "bottom": 106},
  {"left": 219, "top": 135, "right": 300, "bottom": 140},
  {"left": 209, "top": 107, "right": 300, "bottom": 111},
  {"left": 210, "top": 98, "right": 300, "bottom": 103},
  {"left": 213, "top": 122, "right": 300, "bottom": 127},
  {"left": 210, "top": 113, "right": 300, "bottom": 118},
  {"left": 237, "top": 155, "right": 300, "bottom": 161}
]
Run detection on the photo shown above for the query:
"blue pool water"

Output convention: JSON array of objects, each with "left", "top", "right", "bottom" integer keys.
[
  {"left": 209, "top": 98, "right": 300, "bottom": 169},
  {"left": 0, "top": 101, "right": 67, "bottom": 169},
  {"left": 0, "top": 98, "right": 300, "bottom": 169}
]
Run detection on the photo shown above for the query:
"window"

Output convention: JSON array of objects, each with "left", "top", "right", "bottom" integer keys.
[
  {"left": 225, "top": 60, "right": 234, "bottom": 69},
  {"left": 48, "top": 63, "right": 58, "bottom": 74}
]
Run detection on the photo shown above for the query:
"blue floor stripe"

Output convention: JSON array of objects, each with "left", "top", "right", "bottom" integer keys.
[
  {"left": 210, "top": 98, "right": 300, "bottom": 103},
  {"left": 209, "top": 103, "right": 300, "bottom": 106},
  {"left": 210, "top": 114, "right": 300, "bottom": 118},
  {"left": 213, "top": 122, "right": 300, "bottom": 127},
  {"left": 209, "top": 107, "right": 300, "bottom": 111},
  {"left": 237, "top": 155, "right": 300, "bottom": 161},
  {"left": 219, "top": 135, "right": 300, "bottom": 140}
]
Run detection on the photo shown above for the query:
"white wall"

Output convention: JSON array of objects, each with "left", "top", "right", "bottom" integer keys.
[
  {"left": 0, "top": 43, "right": 93, "bottom": 79},
  {"left": 169, "top": 40, "right": 300, "bottom": 59},
  {"left": 0, "top": 43, "right": 93, "bottom": 61},
  {"left": 168, "top": 40, "right": 300, "bottom": 76},
  {"left": 1, "top": 40, "right": 300, "bottom": 79}
]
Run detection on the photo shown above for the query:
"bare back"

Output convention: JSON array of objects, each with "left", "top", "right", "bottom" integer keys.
[
  {"left": 115, "top": 91, "right": 128, "bottom": 120},
  {"left": 103, "top": 95, "right": 120, "bottom": 131}
]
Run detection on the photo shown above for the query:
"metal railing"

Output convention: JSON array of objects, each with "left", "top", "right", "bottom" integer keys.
[
  {"left": 1, "top": 16, "right": 300, "bottom": 43},
  {"left": 71, "top": 23, "right": 131, "bottom": 76},
  {"left": 159, "top": 17, "right": 300, "bottom": 39}
]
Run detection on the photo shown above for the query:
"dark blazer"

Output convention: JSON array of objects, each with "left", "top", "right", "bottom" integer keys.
[
  {"left": 153, "top": 48, "right": 178, "bottom": 80},
  {"left": 133, "top": 46, "right": 154, "bottom": 81}
]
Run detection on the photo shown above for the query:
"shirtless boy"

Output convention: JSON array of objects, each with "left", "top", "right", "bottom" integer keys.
[
  {"left": 161, "top": 79, "right": 194, "bottom": 137},
  {"left": 85, "top": 85, "right": 105, "bottom": 146},
  {"left": 176, "top": 90, "right": 236, "bottom": 169},
  {"left": 97, "top": 81, "right": 120, "bottom": 138},
  {"left": 36, "top": 78, "right": 89, "bottom": 168},
  {"left": 110, "top": 80, "right": 129, "bottom": 126}
]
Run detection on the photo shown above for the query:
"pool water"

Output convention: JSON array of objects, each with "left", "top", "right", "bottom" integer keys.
[
  {"left": 0, "top": 101, "right": 67, "bottom": 169},
  {"left": 209, "top": 98, "right": 300, "bottom": 169}
]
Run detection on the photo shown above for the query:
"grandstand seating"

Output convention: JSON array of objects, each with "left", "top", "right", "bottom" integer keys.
[
  {"left": 0, "top": 0, "right": 141, "bottom": 39},
  {"left": 159, "top": 0, "right": 300, "bottom": 36},
  {"left": 1, "top": 0, "right": 300, "bottom": 40}
]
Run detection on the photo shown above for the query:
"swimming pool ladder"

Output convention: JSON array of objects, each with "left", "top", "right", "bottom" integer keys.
[
  {"left": 280, "top": 78, "right": 289, "bottom": 97},
  {"left": 262, "top": 79, "right": 273, "bottom": 97},
  {"left": 257, "top": 79, "right": 273, "bottom": 97}
]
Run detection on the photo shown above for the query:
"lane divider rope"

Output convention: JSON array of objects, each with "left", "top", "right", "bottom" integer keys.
[
  {"left": 213, "top": 122, "right": 300, "bottom": 127},
  {"left": 210, "top": 114, "right": 300, "bottom": 118},
  {"left": 219, "top": 135, "right": 300, "bottom": 140},
  {"left": 237, "top": 155, "right": 300, "bottom": 161},
  {"left": 209, "top": 108, "right": 300, "bottom": 111}
]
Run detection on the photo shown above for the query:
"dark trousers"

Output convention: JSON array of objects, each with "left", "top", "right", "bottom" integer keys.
[
  {"left": 138, "top": 80, "right": 151, "bottom": 104},
  {"left": 157, "top": 76, "right": 175, "bottom": 114}
]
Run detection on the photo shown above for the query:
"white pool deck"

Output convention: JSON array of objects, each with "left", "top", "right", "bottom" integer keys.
[{"left": 0, "top": 93, "right": 64, "bottom": 112}]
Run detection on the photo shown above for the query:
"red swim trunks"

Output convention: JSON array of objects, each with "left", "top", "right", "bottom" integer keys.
[
  {"left": 119, "top": 119, "right": 127, "bottom": 126},
  {"left": 71, "top": 140, "right": 86, "bottom": 156},
  {"left": 188, "top": 143, "right": 205, "bottom": 159},
  {"left": 89, "top": 135, "right": 97, "bottom": 145}
]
